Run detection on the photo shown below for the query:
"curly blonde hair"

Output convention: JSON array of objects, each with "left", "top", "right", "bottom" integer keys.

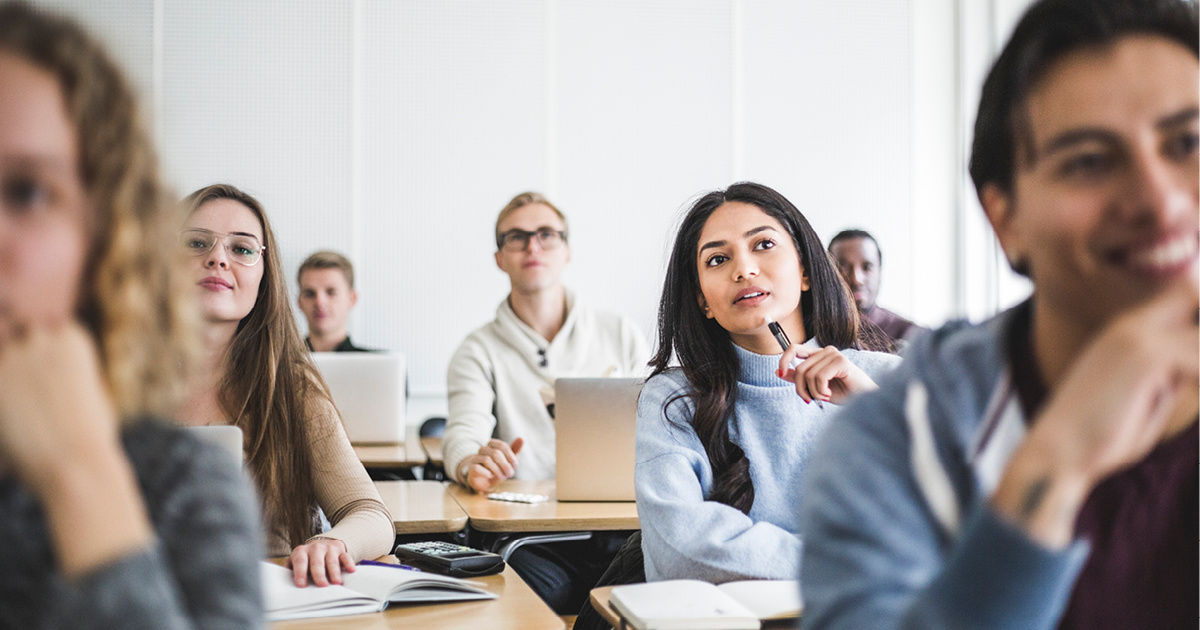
[{"left": 0, "top": 2, "right": 198, "bottom": 421}]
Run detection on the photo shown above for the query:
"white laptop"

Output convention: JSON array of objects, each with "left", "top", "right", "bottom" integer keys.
[
  {"left": 554, "top": 377, "right": 643, "bottom": 502},
  {"left": 187, "top": 425, "right": 244, "bottom": 465},
  {"left": 312, "top": 352, "right": 406, "bottom": 444}
]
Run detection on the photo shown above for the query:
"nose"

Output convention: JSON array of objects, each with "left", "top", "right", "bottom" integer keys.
[
  {"left": 525, "top": 236, "right": 544, "bottom": 253},
  {"left": 851, "top": 267, "right": 867, "bottom": 286},
  {"left": 1120, "top": 150, "right": 1195, "bottom": 227},
  {"left": 732, "top": 255, "right": 758, "bottom": 282},
  {"left": 205, "top": 243, "right": 229, "bottom": 269}
]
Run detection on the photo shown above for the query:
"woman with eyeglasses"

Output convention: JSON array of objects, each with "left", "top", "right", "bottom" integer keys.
[
  {"left": 178, "top": 184, "right": 394, "bottom": 588},
  {"left": 0, "top": 5, "right": 262, "bottom": 628}
]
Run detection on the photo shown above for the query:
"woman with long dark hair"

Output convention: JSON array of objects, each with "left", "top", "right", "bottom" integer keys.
[
  {"left": 636, "top": 182, "right": 899, "bottom": 582},
  {"left": 179, "top": 184, "right": 394, "bottom": 588}
]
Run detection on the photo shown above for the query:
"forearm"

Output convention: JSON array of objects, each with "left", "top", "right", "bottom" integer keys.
[
  {"left": 318, "top": 498, "right": 396, "bottom": 561},
  {"left": 989, "top": 433, "right": 1091, "bottom": 549},
  {"left": 36, "top": 444, "right": 154, "bottom": 578}
]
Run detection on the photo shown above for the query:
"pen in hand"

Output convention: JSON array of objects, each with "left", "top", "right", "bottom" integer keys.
[{"left": 766, "top": 317, "right": 824, "bottom": 408}]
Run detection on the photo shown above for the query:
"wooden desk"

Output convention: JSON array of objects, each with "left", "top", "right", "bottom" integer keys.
[
  {"left": 373, "top": 481, "right": 467, "bottom": 535},
  {"left": 447, "top": 480, "right": 639, "bottom": 533},
  {"left": 353, "top": 442, "right": 427, "bottom": 468},
  {"left": 419, "top": 436, "right": 443, "bottom": 466},
  {"left": 588, "top": 586, "right": 621, "bottom": 629},
  {"left": 269, "top": 565, "right": 564, "bottom": 630}
]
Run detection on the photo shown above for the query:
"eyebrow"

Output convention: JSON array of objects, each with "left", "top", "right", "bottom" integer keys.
[
  {"left": 230, "top": 231, "right": 261, "bottom": 239},
  {"left": 1037, "top": 106, "right": 1200, "bottom": 159},
  {"left": 1158, "top": 106, "right": 1199, "bottom": 129},
  {"left": 503, "top": 226, "right": 559, "bottom": 233},
  {"left": 699, "top": 225, "right": 778, "bottom": 254}
]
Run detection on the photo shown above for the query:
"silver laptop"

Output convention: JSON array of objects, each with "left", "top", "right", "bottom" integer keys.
[
  {"left": 555, "top": 377, "right": 643, "bottom": 502},
  {"left": 312, "top": 352, "right": 406, "bottom": 444},
  {"left": 187, "top": 425, "right": 244, "bottom": 465}
]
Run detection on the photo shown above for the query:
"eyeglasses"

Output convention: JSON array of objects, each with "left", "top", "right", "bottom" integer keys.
[
  {"left": 497, "top": 228, "right": 567, "bottom": 252},
  {"left": 179, "top": 228, "right": 266, "bottom": 266}
]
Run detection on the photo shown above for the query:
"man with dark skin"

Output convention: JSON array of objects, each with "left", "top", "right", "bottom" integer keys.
[{"left": 828, "top": 229, "right": 926, "bottom": 344}]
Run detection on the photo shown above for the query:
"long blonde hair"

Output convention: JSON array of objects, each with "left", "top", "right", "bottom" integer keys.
[
  {"left": 183, "top": 184, "right": 325, "bottom": 549},
  {"left": 0, "top": 2, "right": 197, "bottom": 421}
]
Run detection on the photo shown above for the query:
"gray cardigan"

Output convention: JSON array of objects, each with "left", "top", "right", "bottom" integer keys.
[
  {"left": 0, "top": 420, "right": 264, "bottom": 630},
  {"left": 799, "top": 305, "right": 1090, "bottom": 630}
]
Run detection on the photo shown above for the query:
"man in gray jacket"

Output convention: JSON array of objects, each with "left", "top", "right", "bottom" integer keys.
[{"left": 800, "top": 1, "right": 1198, "bottom": 628}]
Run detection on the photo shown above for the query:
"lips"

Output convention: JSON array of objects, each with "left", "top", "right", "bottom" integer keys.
[
  {"left": 199, "top": 276, "right": 232, "bottom": 291},
  {"left": 1111, "top": 232, "right": 1199, "bottom": 278},
  {"left": 734, "top": 287, "right": 769, "bottom": 305}
]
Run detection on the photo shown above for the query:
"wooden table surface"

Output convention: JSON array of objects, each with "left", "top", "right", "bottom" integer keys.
[
  {"left": 419, "top": 436, "right": 443, "bottom": 465},
  {"left": 447, "top": 479, "right": 639, "bottom": 533},
  {"left": 588, "top": 586, "right": 621, "bottom": 628},
  {"left": 373, "top": 481, "right": 467, "bottom": 535},
  {"left": 353, "top": 442, "right": 427, "bottom": 468},
  {"left": 268, "top": 565, "right": 564, "bottom": 630}
]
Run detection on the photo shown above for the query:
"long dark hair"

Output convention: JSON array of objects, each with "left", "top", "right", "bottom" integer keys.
[
  {"left": 649, "top": 182, "right": 877, "bottom": 514},
  {"left": 184, "top": 184, "right": 324, "bottom": 549}
]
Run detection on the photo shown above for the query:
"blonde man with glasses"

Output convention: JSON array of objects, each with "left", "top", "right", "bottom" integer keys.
[{"left": 443, "top": 191, "right": 649, "bottom": 613}]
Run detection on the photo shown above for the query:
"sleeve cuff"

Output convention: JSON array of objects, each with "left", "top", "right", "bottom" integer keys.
[{"left": 920, "top": 503, "right": 1089, "bottom": 630}]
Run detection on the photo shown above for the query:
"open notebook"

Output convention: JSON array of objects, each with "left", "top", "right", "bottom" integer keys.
[
  {"left": 608, "top": 579, "right": 802, "bottom": 630},
  {"left": 261, "top": 561, "right": 497, "bottom": 621}
]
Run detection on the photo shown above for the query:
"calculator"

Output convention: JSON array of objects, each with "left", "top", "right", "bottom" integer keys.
[{"left": 392, "top": 541, "right": 506, "bottom": 577}]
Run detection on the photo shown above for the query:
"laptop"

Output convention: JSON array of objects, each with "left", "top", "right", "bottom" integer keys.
[
  {"left": 188, "top": 425, "right": 244, "bottom": 465},
  {"left": 554, "top": 377, "right": 643, "bottom": 502},
  {"left": 312, "top": 352, "right": 406, "bottom": 444}
]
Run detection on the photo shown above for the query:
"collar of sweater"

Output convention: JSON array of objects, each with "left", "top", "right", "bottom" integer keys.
[
  {"left": 733, "top": 337, "right": 822, "bottom": 388},
  {"left": 496, "top": 288, "right": 579, "bottom": 351}
]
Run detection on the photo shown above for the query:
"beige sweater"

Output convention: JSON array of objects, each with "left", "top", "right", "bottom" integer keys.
[
  {"left": 444, "top": 291, "right": 650, "bottom": 484},
  {"left": 260, "top": 392, "right": 395, "bottom": 559}
]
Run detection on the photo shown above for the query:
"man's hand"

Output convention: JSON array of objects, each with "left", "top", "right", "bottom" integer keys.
[
  {"left": 991, "top": 281, "right": 1199, "bottom": 548},
  {"left": 460, "top": 437, "right": 525, "bottom": 493}
]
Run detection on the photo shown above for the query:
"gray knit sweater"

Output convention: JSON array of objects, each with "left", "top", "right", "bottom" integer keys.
[{"left": 0, "top": 420, "right": 264, "bottom": 630}]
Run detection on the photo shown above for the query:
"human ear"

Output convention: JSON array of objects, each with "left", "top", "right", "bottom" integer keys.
[
  {"left": 980, "top": 184, "right": 1029, "bottom": 274},
  {"left": 349, "top": 289, "right": 358, "bottom": 308},
  {"left": 697, "top": 294, "right": 714, "bottom": 319}
]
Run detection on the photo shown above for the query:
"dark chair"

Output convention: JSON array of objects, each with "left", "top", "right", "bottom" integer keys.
[
  {"left": 573, "top": 530, "right": 645, "bottom": 630},
  {"left": 419, "top": 416, "right": 446, "bottom": 438}
]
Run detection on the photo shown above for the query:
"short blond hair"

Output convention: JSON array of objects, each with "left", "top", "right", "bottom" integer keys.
[
  {"left": 298, "top": 251, "right": 355, "bottom": 289},
  {"left": 0, "top": 2, "right": 198, "bottom": 423},
  {"left": 494, "top": 192, "right": 568, "bottom": 250}
]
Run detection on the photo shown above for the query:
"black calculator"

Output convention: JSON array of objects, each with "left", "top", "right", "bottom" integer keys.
[{"left": 393, "top": 541, "right": 506, "bottom": 577}]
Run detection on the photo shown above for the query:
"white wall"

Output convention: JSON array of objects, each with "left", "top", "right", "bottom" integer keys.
[{"left": 37, "top": 0, "right": 1037, "bottom": 401}]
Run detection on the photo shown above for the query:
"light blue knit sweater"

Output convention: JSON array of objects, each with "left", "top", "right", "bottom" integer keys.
[{"left": 636, "top": 340, "right": 900, "bottom": 583}]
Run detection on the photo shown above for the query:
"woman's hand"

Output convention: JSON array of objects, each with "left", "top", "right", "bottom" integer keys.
[
  {"left": 460, "top": 437, "right": 525, "bottom": 493},
  {"left": 991, "top": 281, "right": 1199, "bottom": 548},
  {"left": 778, "top": 345, "right": 878, "bottom": 405},
  {"left": 287, "top": 537, "right": 355, "bottom": 587},
  {"left": 0, "top": 321, "right": 153, "bottom": 577},
  {"left": 0, "top": 322, "right": 121, "bottom": 491}
]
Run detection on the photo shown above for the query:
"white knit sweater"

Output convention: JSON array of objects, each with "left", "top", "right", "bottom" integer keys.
[{"left": 444, "top": 290, "right": 650, "bottom": 484}]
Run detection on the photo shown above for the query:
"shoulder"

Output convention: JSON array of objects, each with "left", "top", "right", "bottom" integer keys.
[
  {"left": 638, "top": 370, "right": 695, "bottom": 425},
  {"left": 841, "top": 346, "right": 903, "bottom": 377},
  {"left": 120, "top": 420, "right": 258, "bottom": 523},
  {"left": 641, "top": 369, "right": 691, "bottom": 401},
  {"left": 821, "top": 309, "right": 1017, "bottom": 463},
  {"left": 453, "top": 315, "right": 514, "bottom": 357}
]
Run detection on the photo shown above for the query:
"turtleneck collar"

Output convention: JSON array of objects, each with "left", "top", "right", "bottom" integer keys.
[{"left": 733, "top": 337, "right": 821, "bottom": 388}]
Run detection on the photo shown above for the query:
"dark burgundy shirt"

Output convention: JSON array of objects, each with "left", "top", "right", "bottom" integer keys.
[{"left": 1008, "top": 306, "right": 1198, "bottom": 629}]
